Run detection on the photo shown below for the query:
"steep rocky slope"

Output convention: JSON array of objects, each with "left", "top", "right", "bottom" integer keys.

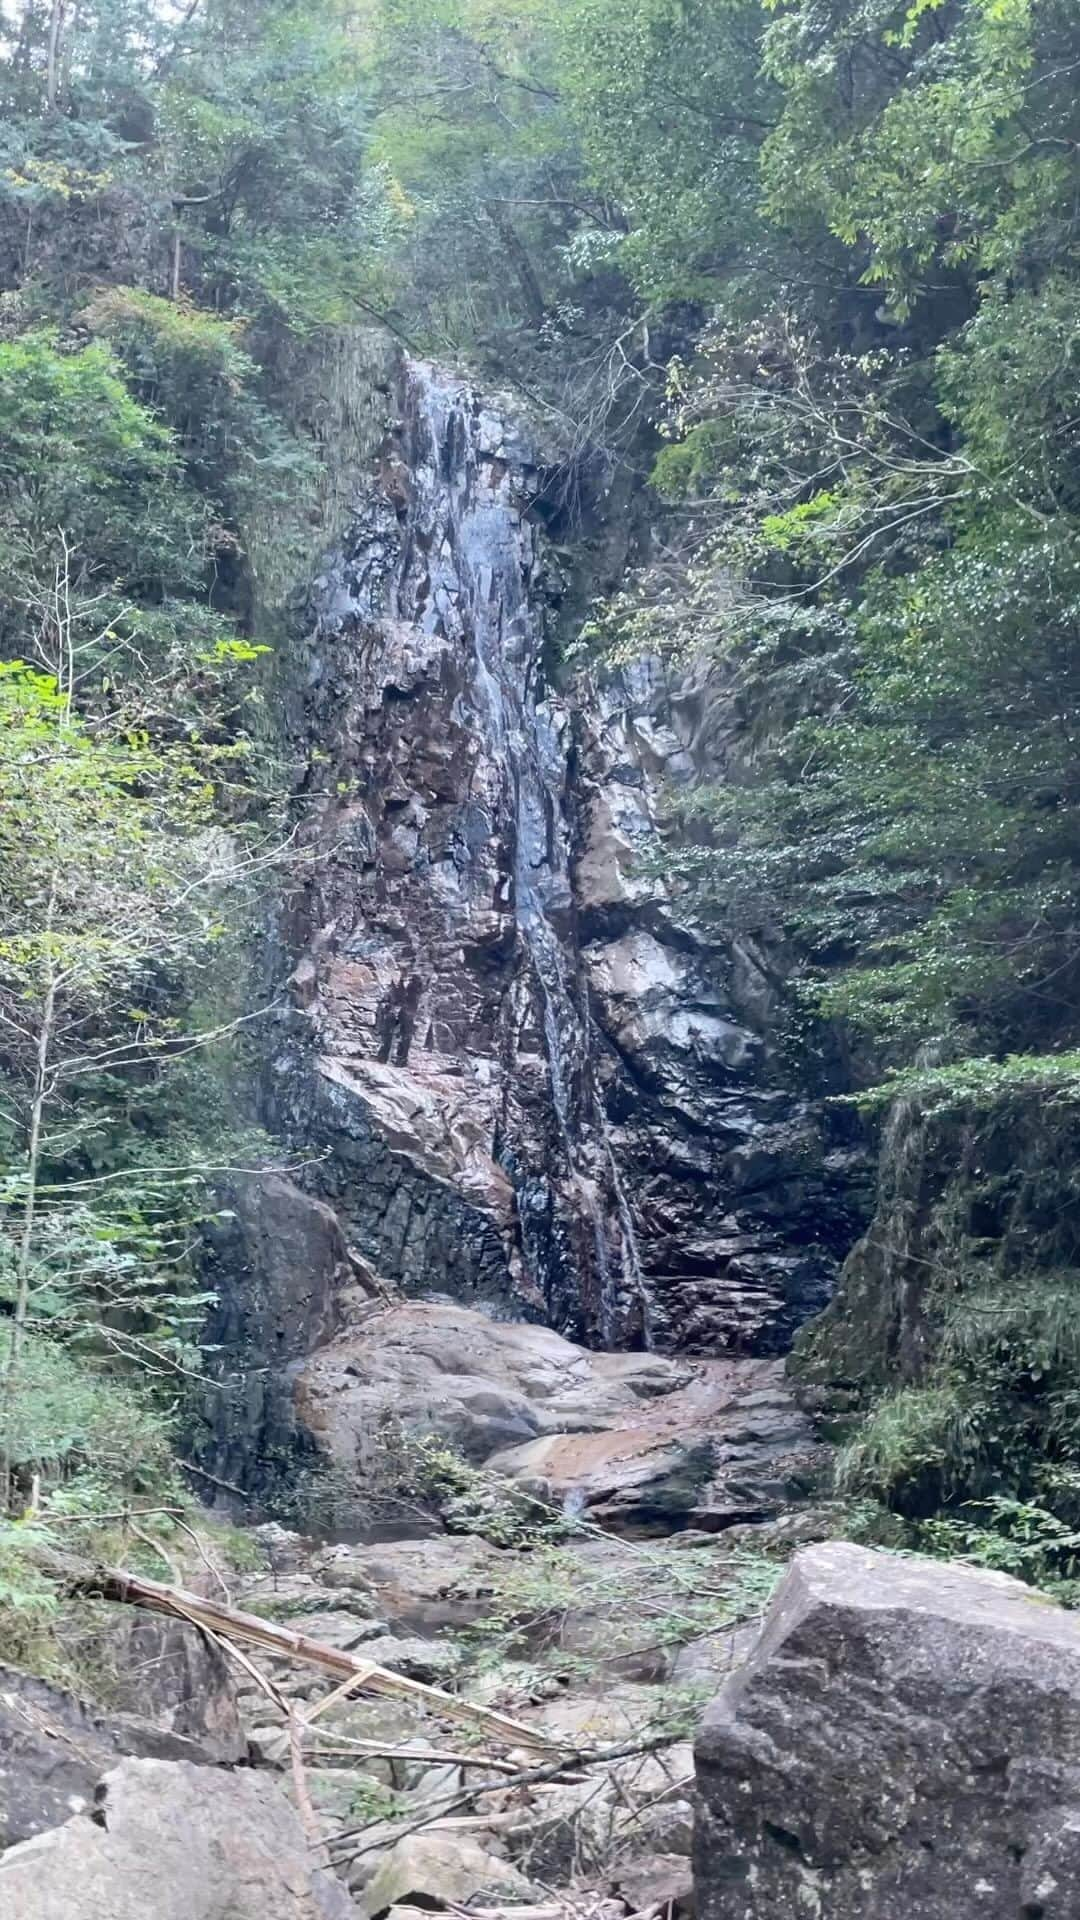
[{"left": 238, "top": 350, "right": 854, "bottom": 1405}]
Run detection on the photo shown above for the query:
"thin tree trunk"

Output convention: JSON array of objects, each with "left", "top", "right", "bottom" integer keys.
[
  {"left": 486, "top": 207, "right": 546, "bottom": 330},
  {"left": 2, "top": 539, "right": 74, "bottom": 1508},
  {"left": 13, "top": 0, "right": 37, "bottom": 73},
  {"left": 60, "top": 0, "right": 77, "bottom": 102},
  {"left": 46, "top": 0, "right": 67, "bottom": 111},
  {"left": 1, "top": 879, "right": 58, "bottom": 1509}
]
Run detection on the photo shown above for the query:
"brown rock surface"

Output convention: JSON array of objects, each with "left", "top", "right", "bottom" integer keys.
[
  {"left": 489, "top": 1354, "right": 820, "bottom": 1535},
  {"left": 292, "top": 1300, "right": 819, "bottom": 1534}
]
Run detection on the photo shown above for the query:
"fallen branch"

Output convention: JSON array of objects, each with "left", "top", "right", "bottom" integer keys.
[
  {"left": 305, "top": 1737, "right": 526, "bottom": 1774},
  {"left": 177, "top": 1457, "right": 252, "bottom": 1500},
  {"left": 324, "top": 1733, "right": 678, "bottom": 1860},
  {"left": 64, "top": 1561, "right": 569, "bottom": 1755}
]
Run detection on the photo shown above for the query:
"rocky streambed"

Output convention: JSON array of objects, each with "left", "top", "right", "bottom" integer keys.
[
  {"left": 222, "top": 1298, "right": 824, "bottom": 1909},
  {"left": 224, "top": 1302, "right": 824, "bottom": 1908},
  {"left": 8, "top": 1343, "right": 1080, "bottom": 1920},
  {"left": 0, "top": 1302, "right": 827, "bottom": 1920}
]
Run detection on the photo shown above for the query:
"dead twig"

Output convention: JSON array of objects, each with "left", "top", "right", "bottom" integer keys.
[
  {"left": 304, "top": 1736, "right": 525, "bottom": 1774},
  {"left": 290, "top": 1708, "right": 325, "bottom": 1860},
  {"left": 323, "top": 1733, "right": 685, "bottom": 1861}
]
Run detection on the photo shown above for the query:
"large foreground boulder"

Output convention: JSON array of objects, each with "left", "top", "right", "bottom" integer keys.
[
  {"left": 0, "top": 1757, "right": 353, "bottom": 1920},
  {"left": 0, "top": 1664, "right": 227, "bottom": 1850},
  {"left": 694, "top": 1540, "right": 1080, "bottom": 1919}
]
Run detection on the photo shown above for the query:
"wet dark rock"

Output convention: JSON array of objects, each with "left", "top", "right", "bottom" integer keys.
[
  {"left": 694, "top": 1540, "right": 1080, "bottom": 1920},
  {"left": 196, "top": 1171, "right": 377, "bottom": 1497},
  {"left": 255, "top": 352, "right": 859, "bottom": 1368}
]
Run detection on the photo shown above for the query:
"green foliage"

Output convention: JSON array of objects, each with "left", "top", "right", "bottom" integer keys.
[
  {"left": 837, "top": 1383, "right": 980, "bottom": 1509},
  {"left": 3, "top": 0, "right": 1080, "bottom": 1594},
  {"left": 0, "top": 1520, "right": 62, "bottom": 1673},
  {"left": 0, "top": 3, "right": 311, "bottom": 1523},
  {"left": 459, "top": 1535, "right": 783, "bottom": 1700},
  {"left": 915, "top": 1495, "right": 1080, "bottom": 1599},
  {"left": 560, "top": 1, "right": 1080, "bottom": 1095},
  {"left": 386, "top": 1432, "right": 561, "bottom": 1547},
  {"left": 844, "top": 1051, "right": 1080, "bottom": 1115},
  {"left": 553, "top": 0, "right": 775, "bottom": 303},
  {"left": 160, "top": 0, "right": 396, "bottom": 333},
  {"left": 3, "top": 1333, "right": 174, "bottom": 1492},
  {"left": 824, "top": 1085, "right": 1080, "bottom": 1572},
  {"left": 0, "top": 329, "right": 197, "bottom": 648}
]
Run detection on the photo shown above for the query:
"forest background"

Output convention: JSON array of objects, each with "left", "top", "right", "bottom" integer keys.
[{"left": 3, "top": 0, "right": 1080, "bottom": 1625}]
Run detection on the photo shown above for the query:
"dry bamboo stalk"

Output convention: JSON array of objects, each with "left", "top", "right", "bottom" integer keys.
[
  {"left": 204, "top": 1620, "right": 290, "bottom": 1716},
  {"left": 75, "top": 1563, "right": 568, "bottom": 1754},
  {"left": 302, "top": 1667, "right": 372, "bottom": 1727},
  {"left": 290, "top": 1708, "right": 325, "bottom": 1858}
]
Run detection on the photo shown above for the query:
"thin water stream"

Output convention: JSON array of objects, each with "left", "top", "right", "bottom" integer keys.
[{"left": 400, "top": 362, "right": 651, "bottom": 1345}]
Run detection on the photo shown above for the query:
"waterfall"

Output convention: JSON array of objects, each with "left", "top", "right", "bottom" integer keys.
[
  {"left": 287, "top": 347, "right": 833, "bottom": 1359},
  {"left": 399, "top": 362, "right": 651, "bottom": 1346}
]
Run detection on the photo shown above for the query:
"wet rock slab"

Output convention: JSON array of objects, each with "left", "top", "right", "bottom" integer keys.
[
  {"left": 694, "top": 1540, "right": 1080, "bottom": 1919},
  {"left": 489, "top": 1353, "right": 821, "bottom": 1536},
  {"left": 294, "top": 1301, "right": 820, "bottom": 1535}
]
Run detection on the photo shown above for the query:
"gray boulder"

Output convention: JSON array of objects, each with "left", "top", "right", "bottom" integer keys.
[
  {"left": 358, "top": 1830, "right": 534, "bottom": 1918},
  {"left": 101, "top": 1612, "right": 246, "bottom": 1760},
  {"left": 0, "top": 1757, "right": 353, "bottom": 1920},
  {"left": 0, "top": 1664, "right": 224, "bottom": 1850},
  {"left": 694, "top": 1541, "right": 1080, "bottom": 1919}
]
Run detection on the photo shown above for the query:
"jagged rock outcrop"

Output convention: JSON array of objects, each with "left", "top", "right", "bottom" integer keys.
[
  {"left": 0, "top": 1758, "right": 353, "bottom": 1920},
  {"left": 694, "top": 1540, "right": 1080, "bottom": 1919},
  {"left": 259, "top": 350, "right": 853, "bottom": 1366},
  {"left": 573, "top": 661, "right": 860, "bottom": 1351}
]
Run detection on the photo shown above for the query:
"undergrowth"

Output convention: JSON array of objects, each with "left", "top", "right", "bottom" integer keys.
[{"left": 453, "top": 1535, "right": 783, "bottom": 1695}]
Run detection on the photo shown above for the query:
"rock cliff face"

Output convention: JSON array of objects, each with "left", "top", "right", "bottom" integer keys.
[
  {"left": 262, "top": 351, "right": 852, "bottom": 1362},
  {"left": 793, "top": 1083, "right": 1080, "bottom": 1407}
]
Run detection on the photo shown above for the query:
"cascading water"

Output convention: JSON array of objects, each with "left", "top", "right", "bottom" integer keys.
[
  {"left": 276, "top": 344, "right": 839, "bottom": 1361},
  {"left": 402, "top": 363, "right": 650, "bottom": 1346}
]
